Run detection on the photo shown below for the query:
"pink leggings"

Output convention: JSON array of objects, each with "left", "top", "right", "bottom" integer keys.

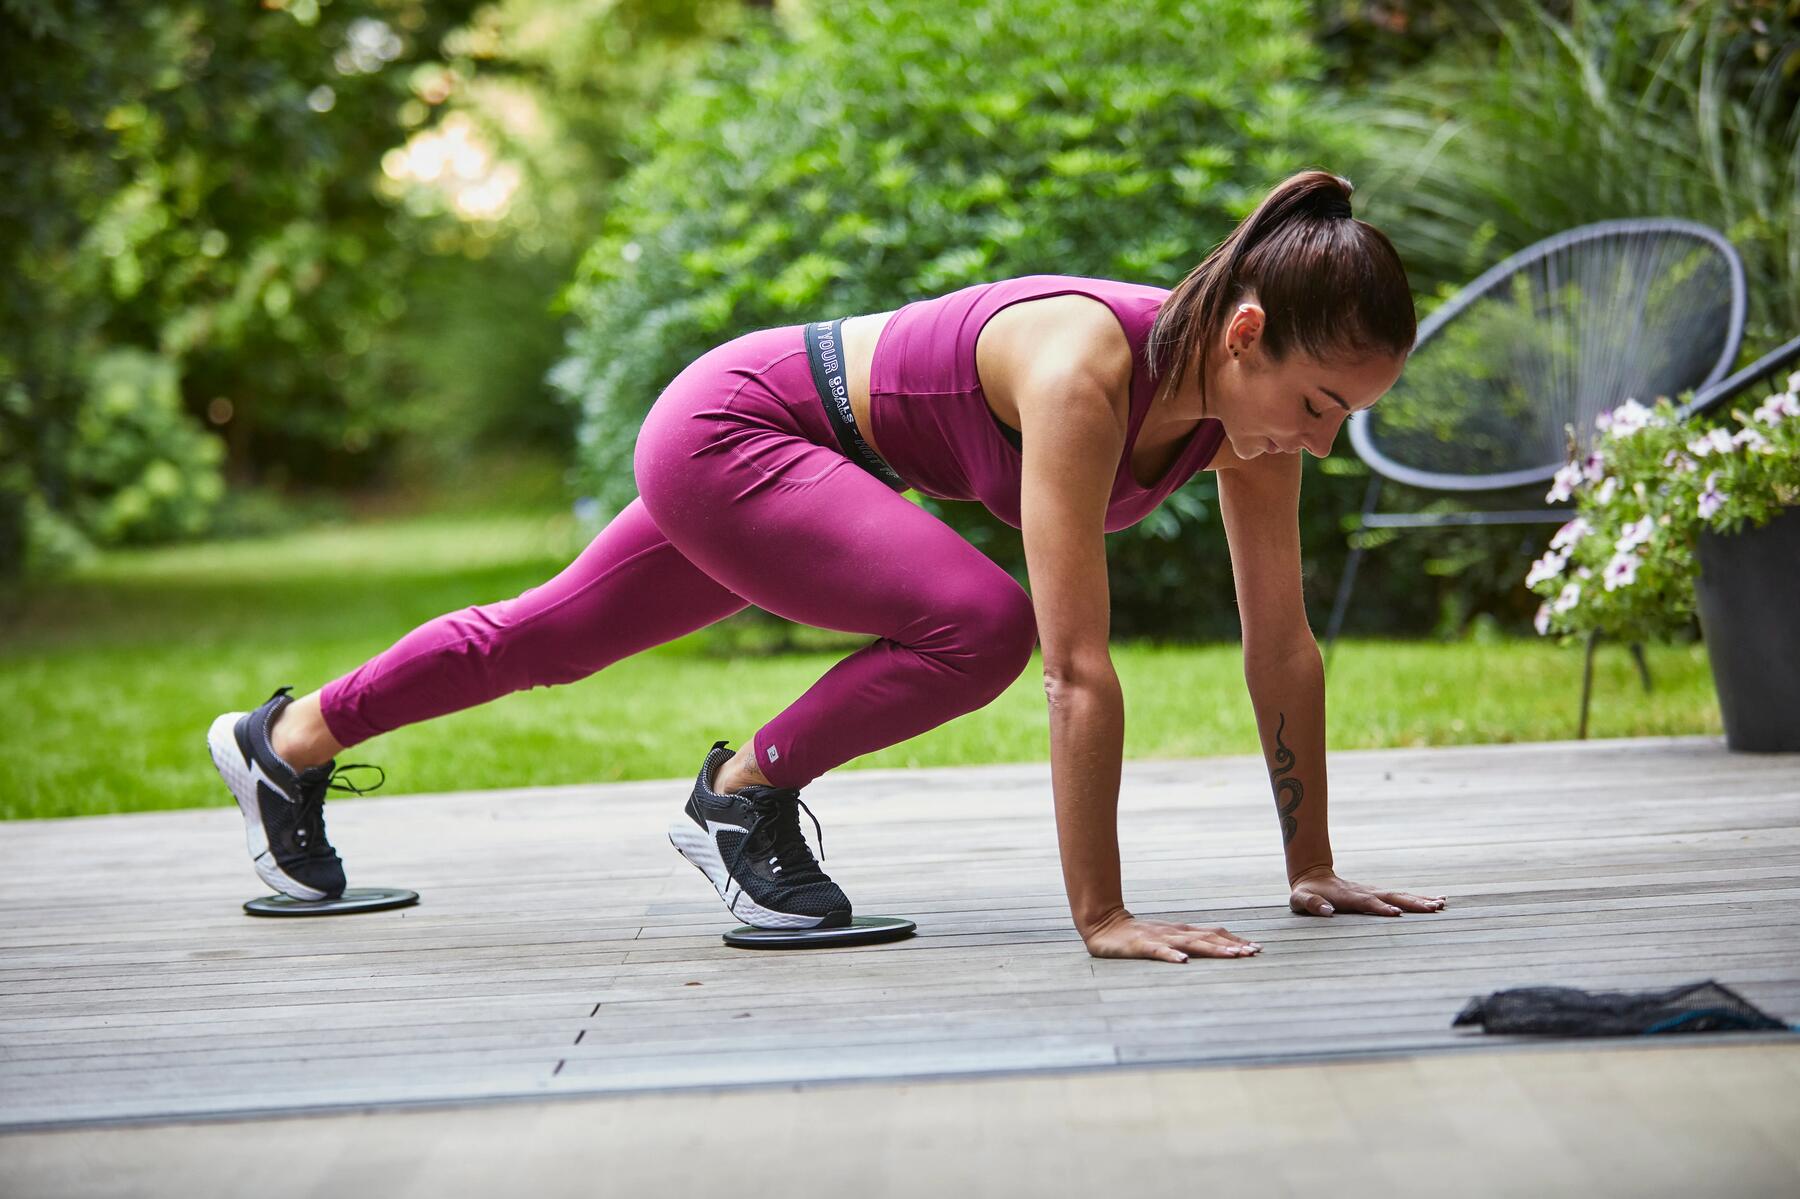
[{"left": 317, "top": 322, "right": 1039, "bottom": 790}]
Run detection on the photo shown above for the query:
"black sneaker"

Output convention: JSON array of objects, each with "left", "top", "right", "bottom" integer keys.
[
  {"left": 668, "top": 739, "right": 852, "bottom": 929},
  {"left": 205, "top": 685, "right": 385, "bottom": 901}
]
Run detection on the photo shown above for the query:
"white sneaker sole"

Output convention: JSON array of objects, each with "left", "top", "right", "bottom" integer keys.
[
  {"left": 206, "top": 711, "right": 330, "bottom": 901},
  {"left": 667, "top": 817, "right": 831, "bottom": 929}
]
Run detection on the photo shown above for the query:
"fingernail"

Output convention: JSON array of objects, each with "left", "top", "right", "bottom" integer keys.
[{"left": 1320, "top": 903, "right": 1334, "bottom": 914}]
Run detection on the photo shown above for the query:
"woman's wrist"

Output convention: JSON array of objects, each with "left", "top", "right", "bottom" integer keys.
[
  {"left": 1288, "top": 859, "right": 1335, "bottom": 887},
  {"left": 1076, "top": 905, "right": 1131, "bottom": 940}
]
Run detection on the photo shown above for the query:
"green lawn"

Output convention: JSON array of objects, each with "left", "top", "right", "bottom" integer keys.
[{"left": 1, "top": 494, "right": 1723, "bottom": 821}]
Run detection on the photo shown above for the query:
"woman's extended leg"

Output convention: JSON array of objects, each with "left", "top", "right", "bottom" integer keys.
[
  {"left": 291, "top": 495, "right": 751, "bottom": 758},
  {"left": 208, "top": 491, "right": 750, "bottom": 902}
]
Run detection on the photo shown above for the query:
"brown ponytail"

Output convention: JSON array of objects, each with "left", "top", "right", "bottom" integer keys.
[{"left": 1144, "top": 169, "right": 1416, "bottom": 416}]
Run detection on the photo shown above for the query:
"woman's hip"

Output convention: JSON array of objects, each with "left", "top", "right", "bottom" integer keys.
[
  {"left": 640, "top": 323, "right": 828, "bottom": 453},
  {"left": 634, "top": 319, "right": 902, "bottom": 502}
]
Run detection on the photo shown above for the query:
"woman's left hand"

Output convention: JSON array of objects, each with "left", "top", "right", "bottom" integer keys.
[{"left": 1288, "top": 865, "right": 1447, "bottom": 917}]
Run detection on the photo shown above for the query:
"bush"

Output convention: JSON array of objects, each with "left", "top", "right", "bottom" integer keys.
[{"left": 63, "top": 349, "right": 227, "bottom": 546}]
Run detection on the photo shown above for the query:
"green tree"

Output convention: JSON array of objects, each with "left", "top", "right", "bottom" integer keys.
[
  {"left": 1, "top": 0, "right": 482, "bottom": 578},
  {"left": 0, "top": 0, "right": 775, "bottom": 582}
]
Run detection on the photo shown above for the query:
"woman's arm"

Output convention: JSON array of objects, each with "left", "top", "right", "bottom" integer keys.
[
  {"left": 1218, "top": 452, "right": 1333, "bottom": 874},
  {"left": 1016, "top": 311, "right": 1262, "bottom": 961},
  {"left": 1043, "top": 661, "right": 1127, "bottom": 934},
  {"left": 1219, "top": 454, "right": 1448, "bottom": 918},
  {"left": 1244, "top": 642, "right": 1333, "bottom": 885}
]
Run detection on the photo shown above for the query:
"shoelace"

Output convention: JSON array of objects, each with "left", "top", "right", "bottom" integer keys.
[
  {"left": 725, "top": 787, "right": 829, "bottom": 886},
  {"left": 291, "top": 763, "right": 386, "bottom": 856}
]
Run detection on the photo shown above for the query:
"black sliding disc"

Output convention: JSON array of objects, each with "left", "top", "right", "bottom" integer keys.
[
  {"left": 244, "top": 887, "right": 420, "bottom": 916},
  {"left": 722, "top": 915, "right": 915, "bottom": 949}
]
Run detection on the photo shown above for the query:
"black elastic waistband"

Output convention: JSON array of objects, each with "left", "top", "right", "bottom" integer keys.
[{"left": 804, "top": 318, "right": 907, "bottom": 492}]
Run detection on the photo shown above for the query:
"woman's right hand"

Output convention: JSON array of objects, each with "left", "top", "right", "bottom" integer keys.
[{"left": 1081, "top": 909, "right": 1262, "bottom": 963}]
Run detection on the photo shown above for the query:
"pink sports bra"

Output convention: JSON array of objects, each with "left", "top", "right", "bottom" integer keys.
[{"left": 864, "top": 273, "right": 1224, "bottom": 532}]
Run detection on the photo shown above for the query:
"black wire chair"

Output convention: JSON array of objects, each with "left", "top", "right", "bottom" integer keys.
[{"left": 1322, "top": 218, "right": 1748, "bottom": 736}]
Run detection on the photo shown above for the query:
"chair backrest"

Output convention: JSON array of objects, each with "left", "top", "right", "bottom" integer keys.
[{"left": 1348, "top": 218, "right": 1746, "bottom": 494}]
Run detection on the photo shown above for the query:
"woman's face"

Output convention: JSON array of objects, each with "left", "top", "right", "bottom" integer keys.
[{"left": 1205, "top": 300, "right": 1406, "bottom": 460}]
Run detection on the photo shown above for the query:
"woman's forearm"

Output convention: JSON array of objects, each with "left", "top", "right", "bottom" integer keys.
[
  {"left": 1043, "top": 667, "right": 1127, "bottom": 936},
  {"left": 1244, "top": 644, "right": 1334, "bottom": 884}
]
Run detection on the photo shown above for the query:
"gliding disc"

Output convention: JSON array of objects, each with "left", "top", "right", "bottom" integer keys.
[
  {"left": 722, "top": 914, "right": 915, "bottom": 949},
  {"left": 243, "top": 887, "right": 420, "bottom": 916}
]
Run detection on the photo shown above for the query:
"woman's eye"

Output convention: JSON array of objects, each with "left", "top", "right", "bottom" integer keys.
[{"left": 1303, "top": 397, "right": 1320, "bottom": 418}]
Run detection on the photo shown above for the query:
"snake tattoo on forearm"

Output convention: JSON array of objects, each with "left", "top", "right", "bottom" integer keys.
[{"left": 1270, "top": 711, "right": 1303, "bottom": 845}]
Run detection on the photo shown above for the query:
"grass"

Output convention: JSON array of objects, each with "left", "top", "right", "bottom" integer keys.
[{"left": 0, "top": 470, "right": 1723, "bottom": 820}]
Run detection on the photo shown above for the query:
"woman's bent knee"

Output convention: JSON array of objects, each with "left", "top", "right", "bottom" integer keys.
[{"left": 950, "top": 580, "right": 1038, "bottom": 698}]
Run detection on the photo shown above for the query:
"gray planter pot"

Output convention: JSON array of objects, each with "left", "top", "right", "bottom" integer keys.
[{"left": 1693, "top": 504, "right": 1800, "bottom": 752}]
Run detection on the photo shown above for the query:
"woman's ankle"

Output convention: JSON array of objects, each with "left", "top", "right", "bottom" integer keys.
[
  {"left": 713, "top": 744, "right": 772, "bottom": 794},
  {"left": 270, "top": 694, "right": 345, "bottom": 772}
]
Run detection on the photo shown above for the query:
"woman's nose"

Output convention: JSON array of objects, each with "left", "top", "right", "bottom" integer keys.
[{"left": 1313, "top": 414, "right": 1353, "bottom": 457}]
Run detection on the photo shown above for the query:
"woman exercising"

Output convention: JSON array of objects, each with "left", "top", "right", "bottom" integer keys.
[{"left": 208, "top": 168, "right": 1449, "bottom": 963}]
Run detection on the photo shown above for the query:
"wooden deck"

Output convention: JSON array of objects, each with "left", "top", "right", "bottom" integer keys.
[{"left": 1, "top": 733, "right": 1796, "bottom": 1135}]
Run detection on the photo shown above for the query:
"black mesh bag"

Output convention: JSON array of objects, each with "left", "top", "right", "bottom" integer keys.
[{"left": 1452, "top": 980, "right": 1792, "bottom": 1036}]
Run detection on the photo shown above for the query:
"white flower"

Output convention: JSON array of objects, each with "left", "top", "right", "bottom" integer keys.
[
  {"left": 1730, "top": 426, "right": 1770, "bottom": 452},
  {"left": 1604, "top": 398, "right": 1656, "bottom": 437},
  {"left": 1526, "top": 548, "right": 1569, "bottom": 588},
  {"left": 1546, "top": 460, "right": 1584, "bottom": 504},
  {"left": 1615, "top": 515, "right": 1654, "bottom": 552},
  {"left": 1534, "top": 601, "right": 1553, "bottom": 636},
  {"left": 1787, "top": 370, "right": 1800, "bottom": 393},
  {"left": 1697, "top": 471, "right": 1727, "bottom": 520},
  {"left": 1576, "top": 566, "right": 1593, "bottom": 581},
  {"left": 1749, "top": 390, "right": 1795, "bottom": 426},
  {"left": 1550, "top": 516, "right": 1591, "bottom": 550},
  {"left": 1581, "top": 449, "right": 1607, "bottom": 483},
  {"left": 1552, "top": 581, "right": 1582, "bottom": 613},
  {"left": 1594, "top": 476, "right": 1618, "bottom": 505},
  {"left": 1603, "top": 549, "right": 1641, "bottom": 591},
  {"left": 1687, "top": 427, "right": 1735, "bottom": 457}
]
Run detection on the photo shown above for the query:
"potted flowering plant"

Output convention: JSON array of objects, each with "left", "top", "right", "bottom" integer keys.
[{"left": 1526, "top": 372, "right": 1800, "bottom": 751}]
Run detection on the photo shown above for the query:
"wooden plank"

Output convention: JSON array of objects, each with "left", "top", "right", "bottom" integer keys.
[{"left": 8, "top": 886, "right": 1793, "bottom": 987}]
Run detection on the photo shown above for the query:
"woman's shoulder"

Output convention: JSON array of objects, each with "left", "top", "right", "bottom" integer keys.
[{"left": 990, "top": 272, "right": 1169, "bottom": 299}]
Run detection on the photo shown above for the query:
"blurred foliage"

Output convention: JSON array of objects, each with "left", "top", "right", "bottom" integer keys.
[
  {"left": 0, "top": 0, "right": 758, "bottom": 582},
  {"left": 65, "top": 349, "right": 227, "bottom": 547},
  {"left": 380, "top": 0, "right": 765, "bottom": 479},
  {"left": 1, "top": 0, "right": 481, "bottom": 577},
  {"left": 1351, "top": 0, "right": 1798, "bottom": 343},
  {"left": 7, "top": 0, "right": 1796, "bottom": 655},
  {"left": 1307, "top": 0, "right": 1800, "bottom": 638},
  {"left": 555, "top": 0, "right": 1368, "bottom": 643}
]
